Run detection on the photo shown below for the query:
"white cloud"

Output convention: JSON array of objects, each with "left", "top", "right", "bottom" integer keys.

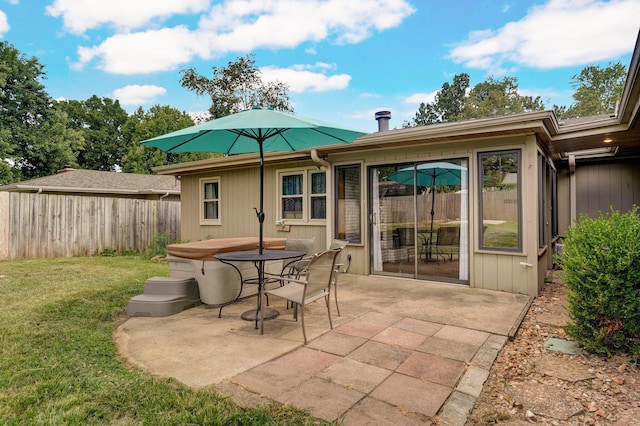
[
  {"left": 112, "top": 84, "right": 166, "bottom": 105},
  {"left": 71, "top": 0, "right": 415, "bottom": 75},
  {"left": 449, "top": 0, "right": 640, "bottom": 72},
  {"left": 0, "top": 10, "right": 9, "bottom": 37},
  {"left": 73, "top": 26, "right": 201, "bottom": 74},
  {"left": 45, "top": 0, "right": 209, "bottom": 34},
  {"left": 404, "top": 91, "right": 438, "bottom": 106},
  {"left": 260, "top": 63, "right": 351, "bottom": 92}
]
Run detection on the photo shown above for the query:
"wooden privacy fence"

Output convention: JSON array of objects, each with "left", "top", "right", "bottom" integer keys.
[
  {"left": 0, "top": 192, "right": 180, "bottom": 260},
  {"left": 382, "top": 191, "right": 518, "bottom": 224}
]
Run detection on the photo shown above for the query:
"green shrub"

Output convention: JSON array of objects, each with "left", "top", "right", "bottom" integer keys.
[
  {"left": 143, "top": 232, "right": 171, "bottom": 259},
  {"left": 558, "top": 207, "right": 640, "bottom": 361}
]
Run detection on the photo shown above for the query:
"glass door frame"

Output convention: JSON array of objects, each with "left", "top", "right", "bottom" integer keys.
[{"left": 368, "top": 158, "right": 470, "bottom": 285}]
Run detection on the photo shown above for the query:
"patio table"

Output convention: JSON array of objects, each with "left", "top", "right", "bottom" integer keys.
[{"left": 215, "top": 249, "right": 305, "bottom": 334}]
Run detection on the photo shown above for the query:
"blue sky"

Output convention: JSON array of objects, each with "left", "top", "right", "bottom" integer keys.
[{"left": 1, "top": 0, "right": 639, "bottom": 133}]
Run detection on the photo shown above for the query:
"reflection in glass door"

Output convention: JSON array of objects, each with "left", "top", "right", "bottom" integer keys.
[{"left": 370, "top": 159, "right": 469, "bottom": 284}]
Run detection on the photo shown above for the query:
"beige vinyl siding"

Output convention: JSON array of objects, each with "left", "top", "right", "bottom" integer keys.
[
  {"left": 331, "top": 134, "right": 541, "bottom": 296},
  {"left": 179, "top": 160, "right": 327, "bottom": 251}
]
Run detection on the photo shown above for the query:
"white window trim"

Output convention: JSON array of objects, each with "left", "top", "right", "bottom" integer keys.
[
  {"left": 200, "top": 177, "right": 221, "bottom": 225},
  {"left": 277, "top": 168, "right": 327, "bottom": 225}
]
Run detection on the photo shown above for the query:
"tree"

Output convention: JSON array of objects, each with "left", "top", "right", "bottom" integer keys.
[
  {"left": 58, "top": 96, "right": 129, "bottom": 171},
  {"left": 405, "top": 74, "right": 544, "bottom": 127},
  {"left": 0, "top": 41, "right": 51, "bottom": 181},
  {"left": 180, "top": 54, "right": 293, "bottom": 118},
  {"left": 460, "top": 76, "right": 545, "bottom": 120},
  {"left": 558, "top": 62, "right": 627, "bottom": 119},
  {"left": 14, "top": 104, "right": 84, "bottom": 178},
  {"left": 405, "top": 73, "right": 470, "bottom": 127},
  {"left": 122, "top": 105, "right": 214, "bottom": 174}
]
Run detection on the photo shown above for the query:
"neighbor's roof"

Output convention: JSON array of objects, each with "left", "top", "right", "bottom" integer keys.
[{"left": 0, "top": 168, "right": 180, "bottom": 195}]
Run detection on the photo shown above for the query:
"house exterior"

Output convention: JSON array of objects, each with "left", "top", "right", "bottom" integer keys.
[
  {"left": 153, "top": 34, "right": 640, "bottom": 298},
  {"left": 0, "top": 167, "right": 181, "bottom": 200},
  {"left": 0, "top": 168, "right": 181, "bottom": 259}
]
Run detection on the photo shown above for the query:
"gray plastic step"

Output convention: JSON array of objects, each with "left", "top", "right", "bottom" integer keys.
[{"left": 126, "top": 276, "right": 200, "bottom": 317}]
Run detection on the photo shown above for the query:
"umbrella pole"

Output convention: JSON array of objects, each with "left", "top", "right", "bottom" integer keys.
[{"left": 257, "top": 140, "right": 265, "bottom": 255}]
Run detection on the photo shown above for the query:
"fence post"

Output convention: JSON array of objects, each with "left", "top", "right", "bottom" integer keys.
[{"left": 0, "top": 192, "right": 8, "bottom": 260}]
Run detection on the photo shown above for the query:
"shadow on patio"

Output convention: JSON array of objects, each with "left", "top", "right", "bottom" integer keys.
[{"left": 116, "top": 274, "right": 531, "bottom": 425}]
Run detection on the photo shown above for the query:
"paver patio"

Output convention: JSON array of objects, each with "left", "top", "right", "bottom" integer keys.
[{"left": 116, "top": 274, "right": 531, "bottom": 425}]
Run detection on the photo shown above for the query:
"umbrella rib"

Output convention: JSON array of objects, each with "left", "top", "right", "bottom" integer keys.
[
  {"left": 309, "top": 127, "right": 351, "bottom": 143},
  {"left": 165, "top": 130, "right": 211, "bottom": 152}
]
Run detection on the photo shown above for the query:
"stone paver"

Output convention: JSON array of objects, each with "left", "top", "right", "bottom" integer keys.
[
  {"left": 347, "top": 340, "right": 412, "bottom": 370},
  {"left": 370, "top": 373, "right": 451, "bottom": 417},
  {"left": 343, "top": 396, "right": 433, "bottom": 425},
  {"left": 396, "top": 351, "right": 466, "bottom": 387},
  {"left": 231, "top": 347, "right": 341, "bottom": 398},
  {"left": 438, "top": 391, "right": 477, "bottom": 426},
  {"left": 276, "top": 377, "right": 365, "bottom": 421},
  {"left": 418, "top": 336, "right": 482, "bottom": 362},
  {"left": 456, "top": 365, "right": 490, "bottom": 398},
  {"left": 371, "top": 326, "right": 429, "bottom": 349},
  {"left": 393, "top": 317, "right": 443, "bottom": 336},
  {"left": 471, "top": 334, "right": 507, "bottom": 369},
  {"left": 306, "top": 330, "right": 367, "bottom": 356},
  {"left": 318, "top": 357, "right": 392, "bottom": 393},
  {"left": 335, "top": 319, "right": 389, "bottom": 338}
]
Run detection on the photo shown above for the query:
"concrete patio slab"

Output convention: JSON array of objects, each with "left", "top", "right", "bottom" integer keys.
[{"left": 115, "top": 273, "right": 531, "bottom": 424}]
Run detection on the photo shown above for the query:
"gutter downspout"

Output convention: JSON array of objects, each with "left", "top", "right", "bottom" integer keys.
[
  {"left": 311, "top": 149, "right": 330, "bottom": 169},
  {"left": 159, "top": 192, "right": 170, "bottom": 202},
  {"left": 568, "top": 154, "right": 576, "bottom": 223}
]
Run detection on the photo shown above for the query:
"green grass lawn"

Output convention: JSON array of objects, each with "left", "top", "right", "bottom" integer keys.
[{"left": 0, "top": 256, "right": 325, "bottom": 425}]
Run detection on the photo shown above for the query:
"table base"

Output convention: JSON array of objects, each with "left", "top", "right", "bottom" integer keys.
[{"left": 240, "top": 307, "right": 279, "bottom": 321}]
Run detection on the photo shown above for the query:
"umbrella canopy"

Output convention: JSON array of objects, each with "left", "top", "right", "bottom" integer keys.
[
  {"left": 386, "top": 161, "right": 466, "bottom": 188},
  {"left": 386, "top": 161, "right": 467, "bottom": 234},
  {"left": 141, "top": 107, "right": 366, "bottom": 253},
  {"left": 141, "top": 107, "right": 365, "bottom": 155}
]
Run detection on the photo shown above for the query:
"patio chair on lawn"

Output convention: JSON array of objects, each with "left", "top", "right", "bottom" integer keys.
[
  {"left": 433, "top": 226, "right": 460, "bottom": 263},
  {"left": 265, "top": 248, "right": 342, "bottom": 344},
  {"left": 329, "top": 239, "right": 350, "bottom": 316}
]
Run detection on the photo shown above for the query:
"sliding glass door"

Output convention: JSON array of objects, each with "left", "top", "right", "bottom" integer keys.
[{"left": 370, "top": 159, "right": 469, "bottom": 284}]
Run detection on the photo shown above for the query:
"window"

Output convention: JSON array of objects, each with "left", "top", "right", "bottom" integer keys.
[
  {"left": 478, "top": 150, "right": 521, "bottom": 251},
  {"left": 281, "top": 173, "right": 303, "bottom": 219},
  {"left": 551, "top": 167, "right": 558, "bottom": 239},
  {"left": 335, "top": 164, "right": 361, "bottom": 243},
  {"left": 201, "top": 177, "right": 220, "bottom": 224},
  {"left": 538, "top": 152, "right": 547, "bottom": 249},
  {"left": 278, "top": 169, "right": 326, "bottom": 222},
  {"left": 310, "top": 172, "right": 326, "bottom": 220}
]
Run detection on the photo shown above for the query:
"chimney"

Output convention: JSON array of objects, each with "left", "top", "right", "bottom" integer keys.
[
  {"left": 375, "top": 110, "right": 391, "bottom": 132},
  {"left": 57, "top": 166, "right": 75, "bottom": 174}
]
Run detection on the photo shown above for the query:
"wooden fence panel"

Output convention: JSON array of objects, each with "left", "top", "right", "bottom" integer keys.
[{"left": 1, "top": 192, "right": 180, "bottom": 260}]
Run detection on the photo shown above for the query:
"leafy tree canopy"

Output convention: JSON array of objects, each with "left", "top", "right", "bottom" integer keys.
[
  {"left": 1, "top": 41, "right": 50, "bottom": 181},
  {"left": 180, "top": 54, "right": 293, "bottom": 118},
  {"left": 58, "top": 95, "right": 129, "bottom": 171},
  {"left": 554, "top": 62, "right": 627, "bottom": 119},
  {"left": 406, "top": 73, "right": 470, "bottom": 126},
  {"left": 405, "top": 74, "right": 544, "bottom": 127},
  {"left": 122, "top": 105, "right": 214, "bottom": 174}
]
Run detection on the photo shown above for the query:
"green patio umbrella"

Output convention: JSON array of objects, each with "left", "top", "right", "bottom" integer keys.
[
  {"left": 141, "top": 107, "right": 366, "bottom": 253},
  {"left": 386, "top": 161, "right": 467, "bottom": 235}
]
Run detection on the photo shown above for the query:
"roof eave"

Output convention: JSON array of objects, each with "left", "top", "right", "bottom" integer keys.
[{"left": 0, "top": 185, "right": 180, "bottom": 195}]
